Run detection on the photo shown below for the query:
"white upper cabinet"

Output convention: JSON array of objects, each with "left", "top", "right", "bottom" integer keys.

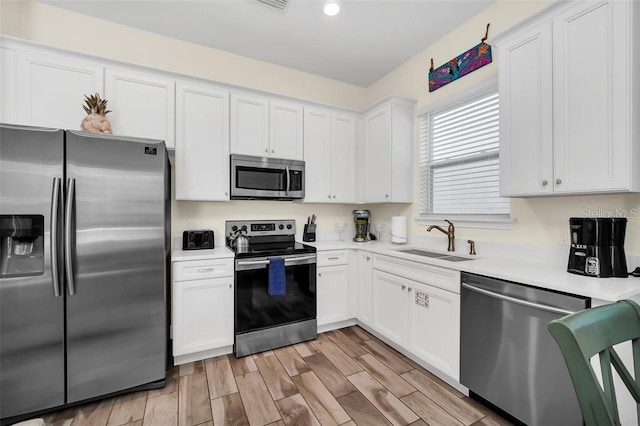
[
  {"left": 552, "top": 0, "right": 632, "bottom": 194},
  {"left": 14, "top": 50, "right": 104, "bottom": 130},
  {"left": 270, "top": 100, "right": 303, "bottom": 160},
  {"left": 363, "top": 105, "right": 392, "bottom": 202},
  {"left": 105, "top": 67, "right": 175, "bottom": 149},
  {"left": 1, "top": 48, "right": 18, "bottom": 124},
  {"left": 498, "top": 21, "right": 554, "bottom": 196},
  {"left": 303, "top": 107, "right": 356, "bottom": 203},
  {"left": 175, "top": 81, "right": 230, "bottom": 201},
  {"left": 230, "top": 93, "right": 303, "bottom": 160},
  {"left": 303, "top": 108, "right": 332, "bottom": 202},
  {"left": 230, "top": 93, "right": 269, "bottom": 157},
  {"left": 497, "top": 0, "right": 639, "bottom": 196},
  {"left": 331, "top": 113, "right": 357, "bottom": 202},
  {"left": 360, "top": 97, "right": 415, "bottom": 203}
]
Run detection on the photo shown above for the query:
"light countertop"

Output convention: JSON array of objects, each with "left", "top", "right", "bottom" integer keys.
[
  {"left": 307, "top": 240, "right": 640, "bottom": 302},
  {"left": 171, "top": 243, "right": 234, "bottom": 262},
  {"left": 170, "top": 237, "right": 640, "bottom": 302}
]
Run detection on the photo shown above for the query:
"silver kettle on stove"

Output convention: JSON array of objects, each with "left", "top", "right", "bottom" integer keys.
[{"left": 229, "top": 229, "right": 249, "bottom": 252}]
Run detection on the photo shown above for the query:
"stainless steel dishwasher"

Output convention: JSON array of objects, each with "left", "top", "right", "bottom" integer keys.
[{"left": 460, "top": 272, "right": 590, "bottom": 426}]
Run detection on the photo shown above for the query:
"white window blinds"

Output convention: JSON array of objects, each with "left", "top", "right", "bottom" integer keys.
[{"left": 420, "top": 90, "right": 509, "bottom": 216}]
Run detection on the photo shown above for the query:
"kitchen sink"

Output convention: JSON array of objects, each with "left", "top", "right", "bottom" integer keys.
[
  {"left": 395, "top": 248, "right": 474, "bottom": 262},
  {"left": 396, "top": 248, "right": 447, "bottom": 257},
  {"left": 437, "top": 255, "right": 474, "bottom": 262}
]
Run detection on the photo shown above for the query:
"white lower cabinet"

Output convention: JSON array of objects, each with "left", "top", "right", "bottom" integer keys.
[
  {"left": 354, "top": 250, "right": 373, "bottom": 326},
  {"left": 317, "top": 265, "right": 350, "bottom": 326},
  {"left": 406, "top": 280, "right": 460, "bottom": 380},
  {"left": 372, "top": 270, "right": 407, "bottom": 346},
  {"left": 372, "top": 254, "right": 461, "bottom": 380},
  {"left": 317, "top": 250, "right": 350, "bottom": 327},
  {"left": 172, "top": 258, "right": 234, "bottom": 364}
]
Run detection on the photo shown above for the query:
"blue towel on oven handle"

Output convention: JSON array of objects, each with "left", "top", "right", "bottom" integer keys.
[{"left": 268, "top": 257, "right": 286, "bottom": 296}]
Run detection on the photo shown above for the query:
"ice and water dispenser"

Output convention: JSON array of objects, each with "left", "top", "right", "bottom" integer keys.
[{"left": 0, "top": 215, "right": 45, "bottom": 278}]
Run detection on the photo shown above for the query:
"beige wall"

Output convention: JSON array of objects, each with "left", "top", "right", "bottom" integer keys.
[
  {"left": 0, "top": 1, "right": 367, "bottom": 110},
  {"left": 3, "top": 0, "right": 640, "bottom": 253}
]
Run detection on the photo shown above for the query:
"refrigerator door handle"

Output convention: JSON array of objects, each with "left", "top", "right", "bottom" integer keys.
[
  {"left": 65, "top": 178, "right": 77, "bottom": 296},
  {"left": 51, "top": 177, "right": 62, "bottom": 297}
]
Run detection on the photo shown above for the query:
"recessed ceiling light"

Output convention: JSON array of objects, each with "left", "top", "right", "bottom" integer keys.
[{"left": 323, "top": 1, "right": 340, "bottom": 16}]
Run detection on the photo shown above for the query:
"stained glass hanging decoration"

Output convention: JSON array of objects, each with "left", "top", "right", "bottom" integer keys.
[{"left": 428, "top": 24, "right": 493, "bottom": 92}]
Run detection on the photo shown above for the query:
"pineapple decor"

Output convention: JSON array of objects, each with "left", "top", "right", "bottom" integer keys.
[{"left": 80, "top": 93, "right": 112, "bottom": 134}]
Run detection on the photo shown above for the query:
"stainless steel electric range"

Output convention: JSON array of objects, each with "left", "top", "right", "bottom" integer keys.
[{"left": 226, "top": 219, "right": 317, "bottom": 357}]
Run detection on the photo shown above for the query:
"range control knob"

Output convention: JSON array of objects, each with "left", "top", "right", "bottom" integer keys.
[
  {"left": 279, "top": 224, "right": 284, "bottom": 230},
  {"left": 286, "top": 224, "right": 292, "bottom": 230},
  {"left": 231, "top": 225, "right": 238, "bottom": 232},
  {"left": 241, "top": 225, "right": 247, "bottom": 232}
]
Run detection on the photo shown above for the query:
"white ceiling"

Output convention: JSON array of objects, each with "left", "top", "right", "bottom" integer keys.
[{"left": 40, "top": 0, "right": 496, "bottom": 87}]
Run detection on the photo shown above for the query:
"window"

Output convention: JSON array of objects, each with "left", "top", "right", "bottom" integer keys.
[{"left": 419, "top": 86, "right": 510, "bottom": 225}]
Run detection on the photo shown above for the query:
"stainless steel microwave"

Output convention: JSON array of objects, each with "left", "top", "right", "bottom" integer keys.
[{"left": 230, "top": 154, "right": 305, "bottom": 200}]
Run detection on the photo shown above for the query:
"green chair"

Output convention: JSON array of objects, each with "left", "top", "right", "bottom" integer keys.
[{"left": 548, "top": 300, "right": 640, "bottom": 426}]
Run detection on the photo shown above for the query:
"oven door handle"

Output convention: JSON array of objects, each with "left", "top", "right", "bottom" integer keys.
[
  {"left": 236, "top": 255, "right": 317, "bottom": 271},
  {"left": 237, "top": 259, "right": 270, "bottom": 267},
  {"left": 284, "top": 255, "right": 316, "bottom": 265}
]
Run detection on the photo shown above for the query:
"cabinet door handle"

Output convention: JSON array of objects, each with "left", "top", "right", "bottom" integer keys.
[
  {"left": 328, "top": 256, "right": 339, "bottom": 260},
  {"left": 366, "top": 256, "right": 371, "bottom": 261},
  {"left": 333, "top": 195, "right": 336, "bottom": 199},
  {"left": 408, "top": 287, "right": 413, "bottom": 292},
  {"left": 542, "top": 180, "right": 548, "bottom": 186},
  {"left": 319, "top": 273, "right": 322, "bottom": 277},
  {"left": 401, "top": 285, "right": 406, "bottom": 290},
  {"left": 328, "top": 195, "right": 331, "bottom": 199},
  {"left": 228, "top": 284, "right": 232, "bottom": 288},
  {"left": 271, "top": 149, "right": 275, "bottom": 153},
  {"left": 198, "top": 268, "right": 214, "bottom": 273},
  {"left": 385, "top": 194, "right": 389, "bottom": 198},
  {"left": 556, "top": 178, "right": 562, "bottom": 185},
  {"left": 264, "top": 148, "right": 268, "bottom": 153}
]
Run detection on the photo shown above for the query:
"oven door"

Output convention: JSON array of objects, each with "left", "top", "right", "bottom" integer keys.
[
  {"left": 235, "top": 253, "right": 316, "bottom": 335},
  {"left": 230, "top": 155, "right": 305, "bottom": 199}
]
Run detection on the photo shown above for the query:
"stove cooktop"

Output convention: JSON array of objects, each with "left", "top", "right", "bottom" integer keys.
[
  {"left": 225, "top": 219, "right": 316, "bottom": 259},
  {"left": 229, "top": 241, "right": 316, "bottom": 259}
]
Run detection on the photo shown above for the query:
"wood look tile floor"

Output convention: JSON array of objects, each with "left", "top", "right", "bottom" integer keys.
[{"left": 35, "top": 327, "right": 513, "bottom": 426}]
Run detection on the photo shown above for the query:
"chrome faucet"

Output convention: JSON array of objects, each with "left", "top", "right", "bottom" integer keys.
[{"left": 427, "top": 220, "right": 455, "bottom": 252}]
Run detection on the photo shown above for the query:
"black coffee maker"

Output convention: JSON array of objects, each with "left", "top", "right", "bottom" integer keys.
[{"left": 567, "top": 217, "right": 627, "bottom": 278}]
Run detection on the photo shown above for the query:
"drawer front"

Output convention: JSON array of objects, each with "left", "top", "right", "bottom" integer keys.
[
  {"left": 373, "top": 254, "right": 460, "bottom": 293},
  {"left": 317, "top": 250, "right": 349, "bottom": 267},
  {"left": 173, "top": 258, "right": 234, "bottom": 281}
]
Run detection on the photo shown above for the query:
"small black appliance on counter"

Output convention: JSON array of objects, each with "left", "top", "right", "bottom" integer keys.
[
  {"left": 182, "top": 230, "right": 214, "bottom": 250},
  {"left": 567, "top": 217, "right": 627, "bottom": 278}
]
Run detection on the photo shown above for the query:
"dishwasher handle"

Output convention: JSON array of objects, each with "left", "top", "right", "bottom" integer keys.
[{"left": 461, "top": 282, "right": 578, "bottom": 316}]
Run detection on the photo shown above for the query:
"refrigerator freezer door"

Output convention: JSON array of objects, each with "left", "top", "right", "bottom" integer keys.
[
  {"left": 0, "top": 125, "right": 65, "bottom": 419},
  {"left": 65, "top": 131, "right": 168, "bottom": 403}
]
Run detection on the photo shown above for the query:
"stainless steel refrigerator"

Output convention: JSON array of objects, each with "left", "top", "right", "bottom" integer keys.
[{"left": 0, "top": 124, "right": 170, "bottom": 421}]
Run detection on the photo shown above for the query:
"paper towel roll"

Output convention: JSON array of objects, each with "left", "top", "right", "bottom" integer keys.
[{"left": 391, "top": 216, "right": 407, "bottom": 244}]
